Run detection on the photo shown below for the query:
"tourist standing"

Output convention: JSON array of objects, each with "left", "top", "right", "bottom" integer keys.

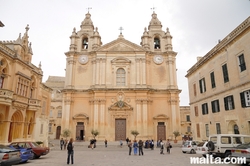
[
  {"left": 133, "top": 140, "right": 138, "bottom": 155},
  {"left": 128, "top": 140, "right": 132, "bottom": 155},
  {"left": 160, "top": 140, "right": 164, "bottom": 154},
  {"left": 67, "top": 138, "right": 74, "bottom": 164},
  {"left": 60, "top": 138, "right": 64, "bottom": 150},
  {"left": 104, "top": 139, "right": 107, "bottom": 148},
  {"left": 138, "top": 140, "right": 144, "bottom": 156},
  {"left": 166, "top": 139, "right": 171, "bottom": 154}
]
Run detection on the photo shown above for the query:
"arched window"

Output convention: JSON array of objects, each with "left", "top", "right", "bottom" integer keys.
[
  {"left": 154, "top": 37, "right": 160, "bottom": 49},
  {"left": 116, "top": 68, "right": 125, "bottom": 86},
  {"left": 57, "top": 110, "right": 62, "bottom": 118},
  {"left": 82, "top": 37, "right": 88, "bottom": 49}
]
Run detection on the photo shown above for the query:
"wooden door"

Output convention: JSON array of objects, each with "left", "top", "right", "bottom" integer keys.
[
  {"left": 115, "top": 119, "right": 126, "bottom": 141},
  {"left": 157, "top": 124, "right": 166, "bottom": 140},
  {"left": 56, "top": 126, "right": 61, "bottom": 139}
]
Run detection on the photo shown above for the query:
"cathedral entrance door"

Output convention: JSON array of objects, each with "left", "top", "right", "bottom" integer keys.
[
  {"left": 115, "top": 119, "right": 126, "bottom": 141},
  {"left": 76, "top": 122, "right": 84, "bottom": 141},
  {"left": 157, "top": 122, "right": 166, "bottom": 140},
  {"left": 56, "top": 126, "right": 61, "bottom": 139}
]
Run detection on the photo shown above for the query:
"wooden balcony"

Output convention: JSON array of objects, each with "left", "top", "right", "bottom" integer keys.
[
  {"left": 0, "top": 89, "right": 14, "bottom": 105},
  {"left": 28, "top": 99, "right": 41, "bottom": 111}
]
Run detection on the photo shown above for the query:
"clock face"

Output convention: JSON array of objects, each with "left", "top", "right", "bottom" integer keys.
[
  {"left": 78, "top": 55, "right": 88, "bottom": 64},
  {"left": 153, "top": 55, "right": 163, "bottom": 64}
]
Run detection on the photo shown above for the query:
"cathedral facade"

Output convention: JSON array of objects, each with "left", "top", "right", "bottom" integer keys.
[{"left": 61, "top": 12, "right": 181, "bottom": 141}]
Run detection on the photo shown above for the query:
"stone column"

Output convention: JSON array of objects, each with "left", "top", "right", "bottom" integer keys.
[
  {"left": 96, "top": 59, "right": 100, "bottom": 85},
  {"left": 142, "top": 100, "right": 148, "bottom": 136},
  {"left": 92, "top": 60, "right": 96, "bottom": 85},
  {"left": 93, "top": 101, "right": 99, "bottom": 129},
  {"left": 136, "top": 58, "right": 140, "bottom": 85},
  {"left": 101, "top": 58, "right": 106, "bottom": 85},
  {"left": 136, "top": 101, "right": 142, "bottom": 133},
  {"left": 100, "top": 101, "right": 105, "bottom": 134},
  {"left": 142, "top": 59, "right": 146, "bottom": 85},
  {"left": 166, "top": 55, "right": 177, "bottom": 89},
  {"left": 66, "top": 56, "right": 74, "bottom": 88}
]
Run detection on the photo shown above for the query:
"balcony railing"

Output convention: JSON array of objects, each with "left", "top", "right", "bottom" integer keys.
[
  {"left": 0, "top": 89, "right": 14, "bottom": 105},
  {"left": 28, "top": 99, "right": 41, "bottom": 111}
]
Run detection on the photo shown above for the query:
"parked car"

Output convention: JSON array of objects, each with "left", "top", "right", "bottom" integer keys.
[
  {"left": 231, "top": 143, "right": 250, "bottom": 165},
  {"left": 8, "top": 144, "right": 34, "bottom": 163},
  {"left": 208, "top": 134, "right": 250, "bottom": 158},
  {"left": 196, "top": 141, "right": 208, "bottom": 157},
  {"left": 10, "top": 142, "right": 49, "bottom": 159},
  {"left": 181, "top": 140, "right": 197, "bottom": 154},
  {"left": 0, "top": 144, "right": 21, "bottom": 166}
]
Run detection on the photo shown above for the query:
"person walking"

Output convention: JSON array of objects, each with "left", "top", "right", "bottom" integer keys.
[
  {"left": 133, "top": 140, "right": 138, "bottom": 155},
  {"left": 128, "top": 140, "right": 132, "bottom": 155},
  {"left": 64, "top": 139, "right": 68, "bottom": 150},
  {"left": 120, "top": 139, "right": 123, "bottom": 148},
  {"left": 166, "top": 139, "right": 171, "bottom": 154},
  {"left": 104, "top": 139, "right": 107, "bottom": 148},
  {"left": 160, "top": 140, "right": 164, "bottom": 154},
  {"left": 67, "top": 138, "right": 74, "bottom": 164},
  {"left": 126, "top": 137, "right": 129, "bottom": 145},
  {"left": 138, "top": 140, "right": 144, "bottom": 156},
  {"left": 60, "top": 138, "right": 64, "bottom": 150}
]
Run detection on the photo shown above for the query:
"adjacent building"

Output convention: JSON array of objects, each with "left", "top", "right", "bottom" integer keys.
[
  {"left": 186, "top": 17, "right": 250, "bottom": 141},
  {"left": 0, "top": 25, "right": 52, "bottom": 145}
]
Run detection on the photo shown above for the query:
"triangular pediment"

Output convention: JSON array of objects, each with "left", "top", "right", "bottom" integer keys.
[
  {"left": 153, "top": 114, "right": 169, "bottom": 120},
  {"left": 96, "top": 38, "right": 146, "bottom": 52},
  {"left": 73, "top": 113, "right": 89, "bottom": 120}
]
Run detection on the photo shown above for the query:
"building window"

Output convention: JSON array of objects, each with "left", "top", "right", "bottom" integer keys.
[
  {"left": 210, "top": 72, "right": 216, "bottom": 88},
  {"left": 187, "top": 126, "right": 191, "bottom": 133},
  {"left": 205, "top": 124, "right": 209, "bottom": 137},
  {"left": 194, "top": 106, "right": 198, "bottom": 116},
  {"left": 57, "top": 110, "right": 62, "bottom": 118},
  {"left": 216, "top": 123, "right": 221, "bottom": 134},
  {"left": 240, "top": 89, "right": 250, "bottom": 107},
  {"left": 49, "top": 123, "right": 52, "bottom": 133},
  {"left": 224, "top": 95, "right": 235, "bottom": 110},
  {"left": 82, "top": 37, "right": 88, "bottom": 49},
  {"left": 49, "top": 110, "right": 53, "bottom": 117},
  {"left": 196, "top": 124, "right": 200, "bottom": 138},
  {"left": 186, "top": 115, "right": 190, "bottom": 122},
  {"left": 154, "top": 37, "right": 160, "bottom": 49},
  {"left": 202, "top": 103, "right": 208, "bottom": 115},
  {"left": 193, "top": 83, "right": 197, "bottom": 96},
  {"left": 16, "top": 77, "right": 30, "bottom": 97},
  {"left": 199, "top": 78, "right": 206, "bottom": 93},
  {"left": 222, "top": 64, "right": 229, "bottom": 83},
  {"left": 238, "top": 54, "right": 246, "bottom": 72},
  {"left": 42, "top": 101, "right": 46, "bottom": 115},
  {"left": 211, "top": 100, "right": 220, "bottom": 113},
  {"left": 0, "top": 76, "right": 4, "bottom": 88},
  {"left": 116, "top": 68, "right": 125, "bottom": 86}
]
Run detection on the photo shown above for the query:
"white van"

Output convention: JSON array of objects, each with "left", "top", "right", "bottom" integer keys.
[{"left": 207, "top": 134, "right": 250, "bottom": 158}]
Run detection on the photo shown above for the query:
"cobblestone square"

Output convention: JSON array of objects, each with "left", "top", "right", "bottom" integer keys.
[{"left": 22, "top": 141, "right": 239, "bottom": 166}]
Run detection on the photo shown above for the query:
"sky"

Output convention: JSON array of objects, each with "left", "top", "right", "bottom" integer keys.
[{"left": 0, "top": 0, "right": 250, "bottom": 106}]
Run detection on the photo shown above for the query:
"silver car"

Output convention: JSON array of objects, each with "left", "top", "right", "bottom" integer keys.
[
  {"left": 231, "top": 143, "right": 250, "bottom": 165},
  {"left": 0, "top": 144, "right": 21, "bottom": 166},
  {"left": 181, "top": 141, "right": 198, "bottom": 154}
]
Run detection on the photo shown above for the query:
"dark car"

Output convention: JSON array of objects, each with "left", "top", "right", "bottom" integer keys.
[
  {"left": 0, "top": 144, "right": 21, "bottom": 166},
  {"left": 231, "top": 143, "right": 250, "bottom": 165},
  {"left": 10, "top": 142, "right": 49, "bottom": 159},
  {"left": 8, "top": 144, "right": 34, "bottom": 163}
]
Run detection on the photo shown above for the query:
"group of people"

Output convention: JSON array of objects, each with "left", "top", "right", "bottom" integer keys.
[
  {"left": 159, "top": 139, "right": 172, "bottom": 154},
  {"left": 60, "top": 138, "right": 68, "bottom": 150},
  {"left": 61, "top": 137, "right": 172, "bottom": 164},
  {"left": 60, "top": 138, "right": 74, "bottom": 165},
  {"left": 126, "top": 139, "right": 172, "bottom": 156}
]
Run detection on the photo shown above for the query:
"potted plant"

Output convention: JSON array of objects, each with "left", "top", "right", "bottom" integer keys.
[
  {"left": 131, "top": 130, "right": 139, "bottom": 140},
  {"left": 61, "top": 129, "right": 71, "bottom": 140},
  {"left": 91, "top": 129, "right": 99, "bottom": 139},
  {"left": 173, "top": 131, "right": 180, "bottom": 143}
]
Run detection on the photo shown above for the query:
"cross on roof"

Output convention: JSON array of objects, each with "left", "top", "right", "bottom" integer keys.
[
  {"left": 87, "top": 7, "right": 92, "bottom": 12},
  {"left": 119, "top": 27, "right": 124, "bottom": 34},
  {"left": 151, "top": 6, "right": 156, "bottom": 12}
]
